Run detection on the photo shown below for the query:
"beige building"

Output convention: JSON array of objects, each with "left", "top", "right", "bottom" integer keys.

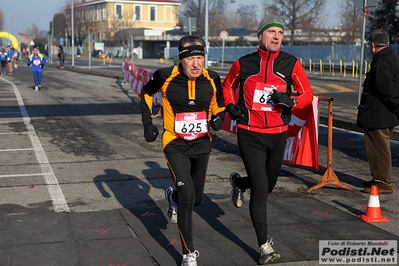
[{"left": 64, "top": 0, "right": 181, "bottom": 57}]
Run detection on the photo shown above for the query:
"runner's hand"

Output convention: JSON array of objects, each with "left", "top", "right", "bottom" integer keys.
[
  {"left": 144, "top": 124, "right": 158, "bottom": 142},
  {"left": 226, "top": 104, "right": 244, "bottom": 120},
  {"left": 210, "top": 115, "right": 223, "bottom": 131},
  {"left": 269, "top": 90, "right": 294, "bottom": 107}
]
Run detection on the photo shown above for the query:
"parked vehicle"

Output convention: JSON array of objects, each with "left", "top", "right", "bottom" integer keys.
[{"left": 207, "top": 56, "right": 219, "bottom": 67}]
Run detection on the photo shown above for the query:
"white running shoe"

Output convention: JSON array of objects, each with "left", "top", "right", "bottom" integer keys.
[
  {"left": 35, "top": 86, "right": 39, "bottom": 91},
  {"left": 259, "top": 238, "right": 280, "bottom": 264},
  {"left": 181, "top": 250, "right": 200, "bottom": 266},
  {"left": 165, "top": 186, "right": 178, "bottom": 223},
  {"left": 230, "top": 172, "right": 244, "bottom": 208}
]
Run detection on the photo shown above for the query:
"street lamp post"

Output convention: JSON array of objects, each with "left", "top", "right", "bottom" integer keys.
[
  {"left": 204, "top": 0, "right": 209, "bottom": 68},
  {"left": 357, "top": 0, "right": 367, "bottom": 106},
  {"left": 6, "top": 0, "right": 10, "bottom": 45},
  {"left": 71, "top": 0, "right": 75, "bottom": 67}
]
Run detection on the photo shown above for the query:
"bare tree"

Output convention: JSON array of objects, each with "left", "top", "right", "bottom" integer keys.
[
  {"left": 180, "top": 0, "right": 226, "bottom": 38},
  {"left": 208, "top": 13, "right": 235, "bottom": 46},
  {"left": 339, "top": 0, "right": 362, "bottom": 44},
  {"left": 64, "top": 0, "right": 90, "bottom": 47},
  {"left": 109, "top": 8, "right": 140, "bottom": 47},
  {"left": 51, "top": 13, "right": 66, "bottom": 42},
  {"left": 28, "top": 24, "right": 42, "bottom": 37},
  {"left": 260, "top": 0, "right": 327, "bottom": 45},
  {"left": 235, "top": 4, "right": 258, "bottom": 31}
]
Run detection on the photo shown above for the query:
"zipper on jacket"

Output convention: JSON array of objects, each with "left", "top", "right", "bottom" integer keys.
[{"left": 264, "top": 52, "right": 271, "bottom": 127}]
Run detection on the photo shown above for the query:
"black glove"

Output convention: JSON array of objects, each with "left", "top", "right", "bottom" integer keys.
[
  {"left": 269, "top": 90, "right": 294, "bottom": 107},
  {"left": 210, "top": 115, "right": 223, "bottom": 131},
  {"left": 27, "top": 63, "right": 30, "bottom": 66},
  {"left": 144, "top": 123, "right": 159, "bottom": 142},
  {"left": 226, "top": 104, "right": 244, "bottom": 120},
  {"left": 40, "top": 64, "right": 44, "bottom": 69}
]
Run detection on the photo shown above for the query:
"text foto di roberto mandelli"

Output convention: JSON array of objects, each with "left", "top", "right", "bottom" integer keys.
[{"left": 319, "top": 240, "right": 397, "bottom": 265}]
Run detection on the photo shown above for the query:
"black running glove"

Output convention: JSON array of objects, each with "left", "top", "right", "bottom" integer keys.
[
  {"left": 40, "top": 64, "right": 44, "bottom": 69},
  {"left": 144, "top": 124, "right": 159, "bottom": 142},
  {"left": 269, "top": 90, "right": 294, "bottom": 107},
  {"left": 226, "top": 104, "right": 244, "bottom": 120},
  {"left": 210, "top": 115, "right": 223, "bottom": 131},
  {"left": 27, "top": 63, "right": 30, "bottom": 66}
]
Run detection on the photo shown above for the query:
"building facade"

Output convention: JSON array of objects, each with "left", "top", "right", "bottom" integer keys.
[{"left": 64, "top": 0, "right": 180, "bottom": 57}]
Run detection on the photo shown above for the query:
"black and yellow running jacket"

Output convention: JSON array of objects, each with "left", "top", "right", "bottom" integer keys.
[{"left": 141, "top": 64, "right": 225, "bottom": 153}]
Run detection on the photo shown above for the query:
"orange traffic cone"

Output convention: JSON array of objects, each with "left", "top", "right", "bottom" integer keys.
[{"left": 358, "top": 185, "right": 390, "bottom": 223}]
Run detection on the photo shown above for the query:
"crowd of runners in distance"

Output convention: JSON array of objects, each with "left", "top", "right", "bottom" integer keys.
[{"left": 0, "top": 45, "right": 19, "bottom": 75}]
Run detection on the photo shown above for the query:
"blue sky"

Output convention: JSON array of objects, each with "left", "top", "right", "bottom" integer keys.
[
  {"left": 1, "top": 0, "right": 340, "bottom": 39},
  {"left": 2, "top": 0, "right": 65, "bottom": 37}
]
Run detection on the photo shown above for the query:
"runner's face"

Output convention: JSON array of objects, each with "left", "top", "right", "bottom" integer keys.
[
  {"left": 259, "top": 26, "right": 283, "bottom": 52},
  {"left": 180, "top": 43, "right": 204, "bottom": 79}
]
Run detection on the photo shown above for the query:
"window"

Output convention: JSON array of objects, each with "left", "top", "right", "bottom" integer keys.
[
  {"left": 85, "top": 7, "right": 90, "bottom": 21},
  {"left": 150, "top": 6, "right": 156, "bottom": 21},
  {"left": 165, "top": 6, "right": 172, "bottom": 22},
  {"left": 92, "top": 5, "right": 96, "bottom": 21},
  {"left": 134, "top": 5, "right": 141, "bottom": 21},
  {"left": 96, "top": 4, "right": 101, "bottom": 21},
  {"left": 115, "top": 4, "right": 123, "bottom": 20},
  {"left": 102, "top": 3, "right": 107, "bottom": 20}
]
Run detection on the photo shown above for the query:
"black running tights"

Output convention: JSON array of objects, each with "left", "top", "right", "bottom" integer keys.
[
  {"left": 164, "top": 150, "right": 209, "bottom": 254},
  {"left": 237, "top": 128, "right": 287, "bottom": 246}
]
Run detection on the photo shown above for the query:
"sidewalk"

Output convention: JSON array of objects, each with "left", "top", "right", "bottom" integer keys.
[
  {"left": 2, "top": 193, "right": 398, "bottom": 265},
  {"left": 4, "top": 58, "right": 397, "bottom": 266}
]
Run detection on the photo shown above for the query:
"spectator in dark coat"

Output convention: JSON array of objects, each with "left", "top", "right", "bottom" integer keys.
[{"left": 357, "top": 29, "right": 399, "bottom": 194}]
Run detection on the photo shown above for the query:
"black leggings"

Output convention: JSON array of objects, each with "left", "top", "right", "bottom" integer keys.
[
  {"left": 236, "top": 128, "right": 287, "bottom": 246},
  {"left": 164, "top": 148, "right": 209, "bottom": 254}
]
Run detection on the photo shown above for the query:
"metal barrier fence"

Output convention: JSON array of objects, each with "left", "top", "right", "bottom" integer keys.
[
  {"left": 299, "top": 58, "right": 370, "bottom": 78},
  {"left": 166, "top": 43, "right": 399, "bottom": 78}
]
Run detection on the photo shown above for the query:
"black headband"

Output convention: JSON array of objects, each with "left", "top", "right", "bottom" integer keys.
[{"left": 178, "top": 45, "right": 205, "bottom": 60}]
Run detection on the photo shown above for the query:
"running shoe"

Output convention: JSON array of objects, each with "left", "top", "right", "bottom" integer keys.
[
  {"left": 259, "top": 238, "right": 280, "bottom": 264},
  {"left": 35, "top": 86, "right": 39, "bottom": 91},
  {"left": 165, "top": 186, "right": 178, "bottom": 223},
  {"left": 181, "top": 250, "right": 200, "bottom": 266},
  {"left": 230, "top": 172, "right": 244, "bottom": 208},
  {"left": 38, "top": 83, "right": 42, "bottom": 88}
]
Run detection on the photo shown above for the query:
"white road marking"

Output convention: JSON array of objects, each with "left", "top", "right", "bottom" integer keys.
[
  {"left": 0, "top": 112, "right": 22, "bottom": 114},
  {"left": 0, "top": 77, "right": 70, "bottom": 212},
  {"left": 0, "top": 131, "right": 30, "bottom": 135},
  {"left": 0, "top": 173, "right": 51, "bottom": 178},
  {"left": 0, "top": 148, "right": 35, "bottom": 152},
  {"left": 0, "top": 119, "right": 24, "bottom": 123}
]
